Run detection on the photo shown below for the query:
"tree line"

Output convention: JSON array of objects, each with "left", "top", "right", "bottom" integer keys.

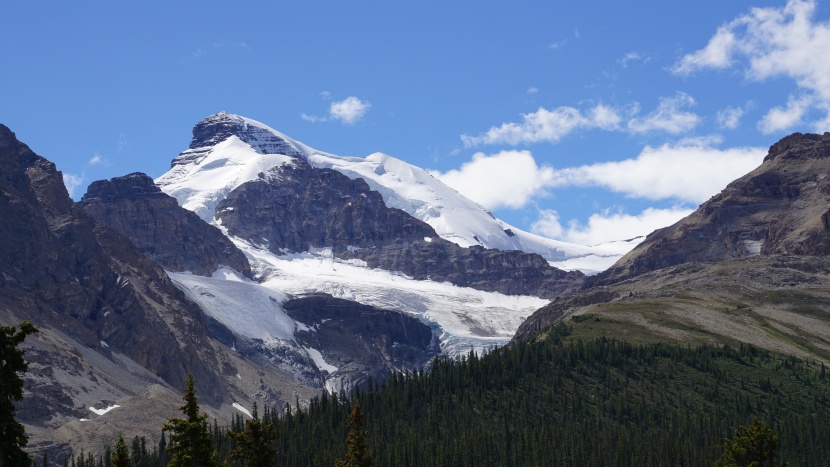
[{"left": 7, "top": 320, "right": 830, "bottom": 465}]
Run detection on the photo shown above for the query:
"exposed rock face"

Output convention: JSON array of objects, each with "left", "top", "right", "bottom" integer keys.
[
  {"left": 79, "top": 172, "right": 252, "bottom": 277},
  {"left": 216, "top": 160, "right": 437, "bottom": 252},
  {"left": 284, "top": 294, "right": 438, "bottom": 389},
  {"left": 595, "top": 132, "right": 830, "bottom": 285},
  {"left": 0, "top": 125, "right": 319, "bottom": 457},
  {"left": 172, "top": 111, "right": 305, "bottom": 167},
  {"left": 217, "top": 160, "right": 584, "bottom": 298},
  {"left": 345, "top": 241, "right": 584, "bottom": 299}
]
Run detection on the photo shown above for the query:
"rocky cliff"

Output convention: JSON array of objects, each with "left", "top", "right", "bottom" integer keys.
[
  {"left": 594, "top": 132, "right": 830, "bottom": 285},
  {"left": 0, "top": 125, "right": 318, "bottom": 459},
  {"left": 79, "top": 172, "right": 252, "bottom": 278},
  {"left": 216, "top": 160, "right": 583, "bottom": 298}
]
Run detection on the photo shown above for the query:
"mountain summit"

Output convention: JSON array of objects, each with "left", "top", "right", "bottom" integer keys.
[{"left": 157, "top": 112, "right": 635, "bottom": 273}]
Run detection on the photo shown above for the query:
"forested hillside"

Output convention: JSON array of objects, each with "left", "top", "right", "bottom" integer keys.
[{"left": 81, "top": 324, "right": 830, "bottom": 466}]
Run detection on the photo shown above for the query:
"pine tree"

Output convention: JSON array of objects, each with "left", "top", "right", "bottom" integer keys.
[
  {"left": 335, "top": 402, "right": 373, "bottom": 467},
  {"left": 163, "top": 374, "right": 217, "bottom": 467},
  {"left": 227, "top": 402, "right": 277, "bottom": 467},
  {"left": 0, "top": 320, "right": 38, "bottom": 467},
  {"left": 111, "top": 433, "right": 129, "bottom": 467},
  {"left": 714, "top": 418, "right": 784, "bottom": 467}
]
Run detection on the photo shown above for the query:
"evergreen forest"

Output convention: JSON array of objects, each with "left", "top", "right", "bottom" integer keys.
[{"left": 51, "top": 325, "right": 830, "bottom": 466}]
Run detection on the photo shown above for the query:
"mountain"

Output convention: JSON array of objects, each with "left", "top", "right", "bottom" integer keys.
[
  {"left": 515, "top": 132, "right": 830, "bottom": 361},
  {"left": 595, "top": 132, "right": 830, "bottom": 285},
  {"left": 0, "top": 124, "right": 437, "bottom": 458},
  {"left": 157, "top": 112, "right": 635, "bottom": 274},
  {"left": 149, "top": 112, "right": 573, "bottom": 358},
  {"left": 78, "top": 172, "right": 252, "bottom": 278}
]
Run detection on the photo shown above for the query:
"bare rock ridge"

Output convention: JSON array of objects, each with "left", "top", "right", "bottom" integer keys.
[
  {"left": 172, "top": 111, "right": 305, "bottom": 167},
  {"left": 594, "top": 132, "right": 830, "bottom": 286},
  {"left": 216, "top": 159, "right": 584, "bottom": 298},
  {"left": 79, "top": 172, "right": 252, "bottom": 278}
]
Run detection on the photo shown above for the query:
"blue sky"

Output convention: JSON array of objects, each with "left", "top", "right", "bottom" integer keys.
[{"left": 3, "top": 0, "right": 829, "bottom": 245}]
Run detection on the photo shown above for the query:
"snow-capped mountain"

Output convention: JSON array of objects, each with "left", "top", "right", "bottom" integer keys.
[{"left": 157, "top": 112, "right": 635, "bottom": 274}]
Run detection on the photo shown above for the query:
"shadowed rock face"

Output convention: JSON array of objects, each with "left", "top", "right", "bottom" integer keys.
[
  {"left": 79, "top": 172, "right": 252, "bottom": 278},
  {"left": 594, "top": 132, "right": 830, "bottom": 286},
  {"left": 283, "top": 294, "right": 438, "bottom": 389},
  {"left": 216, "top": 159, "right": 438, "bottom": 252},
  {"left": 0, "top": 123, "right": 230, "bottom": 416}
]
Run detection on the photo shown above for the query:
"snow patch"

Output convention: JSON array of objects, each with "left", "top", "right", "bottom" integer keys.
[
  {"left": 89, "top": 405, "right": 120, "bottom": 416},
  {"left": 232, "top": 402, "right": 252, "bottom": 418},
  {"left": 305, "top": 347, "right": 338, "bottom": 373}
]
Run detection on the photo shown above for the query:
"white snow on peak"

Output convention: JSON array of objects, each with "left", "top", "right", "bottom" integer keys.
[
  {"left": 157, "top": 113, "right": 639, "bottom": 272},
  {"left": 304, "top": 347, "right": 338, "bottom": 373}
]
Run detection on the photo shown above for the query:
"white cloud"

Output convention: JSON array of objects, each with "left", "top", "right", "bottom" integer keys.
[
  {"left": 88, "top": 153, "right": 103, "bottom": 165},
  {"left": 672, "top": 0, "right": 830, "bottom": 131},
  {"left": 431, "top": 150, "right": 555, "bottom": 210},
  {"left": 531, "top": 207, "right": 693, "bottom": 245},
  {"left": 329, "top": 96, "right": 371, "bottom": 125},
  {"left": 672, "top": 27, "right": 737, "bottom": 75},
  {"left": 63, "top": 173, "right": 84, "bottom": 198},
  {"left": 716, "top": 106, "right": 745, "bottom": 129},
  {"left": 758, "top": 95, "right": 811, "bottom": 133},
  {"left": 301, "top": 113, "right": 326, "bottom": 124},
  {"left": 619, "top": 52, "right": 649, "bottom": 68},
  {"left": 461, "top": 104, "right": 622, "bottom": 147},
  {"left": 527, "top": 87, "right": 539, "bottom": 95},
  {"left": 554, "top": 140, "right": 766, "bottom": 203},
  {"left": 627, "top": 93, "right": 700, "bottom": 135}
]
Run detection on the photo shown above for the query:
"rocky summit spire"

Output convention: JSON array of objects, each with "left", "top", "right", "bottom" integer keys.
[{"left": 171, "top": 112, "right": 306, "bottom": 168}]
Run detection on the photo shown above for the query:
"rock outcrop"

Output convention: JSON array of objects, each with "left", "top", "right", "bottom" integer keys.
[
  {"left": 79, "top": 172, "right": 252, "bottom": 277},
  {"left": 284, "top": 294, "right": 438, "bottom": 389},
  {"left": 216, "top": 160, "right": 584, "bottom": 298},
  {"left": 595, "top": 132, "right": 830, "bottom": 285},
  {"left": 216, "top": 160, "right": 437, "bottom": 252}
]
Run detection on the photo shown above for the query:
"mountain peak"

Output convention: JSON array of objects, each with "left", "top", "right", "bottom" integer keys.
[{"left": 171, "top": 112, "right": 308, "bottom": 168}]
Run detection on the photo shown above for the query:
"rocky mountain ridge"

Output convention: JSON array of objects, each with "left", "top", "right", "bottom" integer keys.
[{"left": 594, "top": 132, "right": 830, "bottom": 286}]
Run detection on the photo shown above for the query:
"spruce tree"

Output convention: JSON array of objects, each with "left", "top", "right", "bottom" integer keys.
[
  {"left": 0, "top": 320, "right": 38, "bottom": 467},
  {"left": 111, "top": 433, "right": 129, "bottom": 467},
  {"left": 335, "top": 402, "right": 373, "bottom": 467},
  {"left": 227, "top": 402, "right": 277, "bottom": 467},
  {"left": 163, "top": 374, "right": 217, "bottom": 467},
  {"left": 715, "top": 418, "right": 783, "bottom": 467}
]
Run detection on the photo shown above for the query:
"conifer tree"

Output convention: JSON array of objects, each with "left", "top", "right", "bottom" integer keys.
[
  {"left": 111, "top": 433, "right": 130, "bottom": 467},
  {"left": 714, "top": 419, "right": 784, "bottom": 467},
  {"left": 163, "top": 374, "right": 217, "bottom": 467},
  {"left": 227, "top": 402, "right": 277, "bottom": 467},
  {"left": 335, "top": 402, "right": 373, "bottom": 467},
  {"left": 0, "top": 320, "right": 38, "bottom": 467}
]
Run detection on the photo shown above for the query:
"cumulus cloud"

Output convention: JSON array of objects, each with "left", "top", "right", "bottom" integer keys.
[
  {"left": 672, "top": 0, "right": 830, "bottom": 132},
  {"left": 716, "top": 106, "right": 745, "bottom": 129},
  {"left": 88, "top": 153, "right": 103, "bottom": 165},
  {"left": 461, "top": 104, "right": 622, "bottom": 147},
  {"left": 329, "top": 96, "right": 371, "bottom": 125},
  {"left": 627, "top": 93, "right": 700, "bottom": 135},
  {"left": 62, "top": 173, "right": 84, "bottom": 198},
  {"left": 431, "top": 150, "right": 555, "bottom": 210},
  {"left": 554, "top": 140, "right": 766, "bottom": 203},
  {"left": 758, "top": 95, "right": 812, "bottom": 133},
  {"left": 531, "top": 206, "right": 693, "bottom": 245}
]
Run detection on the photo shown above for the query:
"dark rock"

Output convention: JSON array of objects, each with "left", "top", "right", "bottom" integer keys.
[
  {"left": 283, "top": 294, "right": 438, "bottom": 388},
  {"left": 79, "top": 172, "right": 252, "bottom": 278},
  {"left": 216, "top": 159, "right": 437, "bottom": 252},
  {"left": 172, "top": 112, "right": 304, "bottom": 167}
]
